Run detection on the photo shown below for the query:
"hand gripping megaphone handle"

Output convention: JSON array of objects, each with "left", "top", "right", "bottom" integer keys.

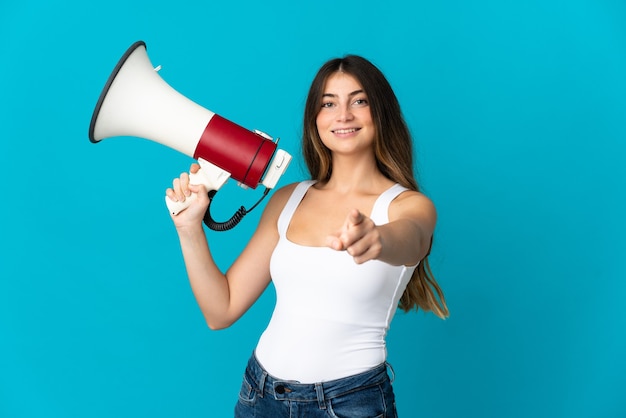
[
  {"left": 165, "top": 158, "right": 231, "bottom": 216},
  {"left": 165, "top": 158, "right": 265, "bottom": 231}
]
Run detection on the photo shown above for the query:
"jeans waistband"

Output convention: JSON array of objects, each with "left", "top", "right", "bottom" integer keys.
[{"left": 244, "top": 352, "right": 393, "bottom": 408}]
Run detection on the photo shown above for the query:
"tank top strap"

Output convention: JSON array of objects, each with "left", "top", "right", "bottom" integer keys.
[
  {"left": 277, "top": 180, "right": 317, "bottom": 236},
  {"left": 370, "top": 184, "right": 409, "bottom": 225}
]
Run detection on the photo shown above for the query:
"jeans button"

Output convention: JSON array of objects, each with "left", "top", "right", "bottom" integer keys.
[{"left": 275, "top": 385, "right": 285, "bottom": 394}]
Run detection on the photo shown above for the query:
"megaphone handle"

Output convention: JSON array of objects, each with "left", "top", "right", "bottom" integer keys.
[
  {"left": 164, "top": 179, "right": 246, "bottom": 231},
  {"left": 165, "top": 159, "right": 270, "bottom": 231},
  {"left": 165, "top": 159, "right": 231, "bottom": 215},
  {"left": 164, "top": 171, "right": 207, "bottom": 216},
  {"left": 165, "top": 191, "right": 197, "bottom": 216}
]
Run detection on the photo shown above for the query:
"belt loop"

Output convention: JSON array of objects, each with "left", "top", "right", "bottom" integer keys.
[
  {"left": 385, "top": 362, "right": 396, "bottom": 384},
  {"left": 258, "top": 370, "right": 267, "bottom": 398},
  {"left": 315, "top": 383, "right": 326, "bottom": 410}
]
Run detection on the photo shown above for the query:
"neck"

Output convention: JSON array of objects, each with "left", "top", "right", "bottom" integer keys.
[{"left": 321, "top": 153, "right": 391, "bottom": 194}]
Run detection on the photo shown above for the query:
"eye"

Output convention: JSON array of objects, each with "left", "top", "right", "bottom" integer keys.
[
  {"left": 321, "top": 101, "right": 335, "bottom": 109},
  {"left": 353, "top": 98, "right": 369, "bottom": 106}
]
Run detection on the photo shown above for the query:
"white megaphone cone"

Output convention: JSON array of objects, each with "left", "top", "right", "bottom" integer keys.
[{"left": 89, "top": 41, "right": 291, "bottom": 230}]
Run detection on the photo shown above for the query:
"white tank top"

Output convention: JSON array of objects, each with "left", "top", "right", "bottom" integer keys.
[{"left": 255, "top": 180, "right": 418, "bottom": 383}]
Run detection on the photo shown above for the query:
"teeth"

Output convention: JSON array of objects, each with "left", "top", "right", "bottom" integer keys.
[{"left": 334, "top": 128, "right": 357, "bottom": 134}]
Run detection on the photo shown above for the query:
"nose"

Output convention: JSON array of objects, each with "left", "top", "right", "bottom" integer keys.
[{"left": 337, "top": 103, "right": 354, "bottom": 122}]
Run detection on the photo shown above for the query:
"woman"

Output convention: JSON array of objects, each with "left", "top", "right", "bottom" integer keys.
[{"left": 166, "top": 55, "right": 448, "bottom": 417}]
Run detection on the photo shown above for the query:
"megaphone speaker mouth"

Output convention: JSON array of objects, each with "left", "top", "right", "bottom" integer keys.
[{"left": 88, "top": 41, "right": 147, "bottom": 143}]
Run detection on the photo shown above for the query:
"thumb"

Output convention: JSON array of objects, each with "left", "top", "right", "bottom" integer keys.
[
  {"left": 325, "top": 234, "right": 345, "bottom": 251},
  {"left": 325, "top": 209, "right": 362, "bottom": 251}
]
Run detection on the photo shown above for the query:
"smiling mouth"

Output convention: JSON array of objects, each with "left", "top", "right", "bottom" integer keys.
[{"left": 332, "top": 128, "right": 360, "bottom": 134}]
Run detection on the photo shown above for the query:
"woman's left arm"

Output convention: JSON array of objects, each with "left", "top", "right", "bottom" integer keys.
[{"left": 326, "top": 191, "right": 436, "bottom": 266}]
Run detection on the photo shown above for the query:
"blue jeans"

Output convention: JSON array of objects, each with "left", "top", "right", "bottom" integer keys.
[{"left": 234, "top": 352, "right": 398, "bottom": 417}]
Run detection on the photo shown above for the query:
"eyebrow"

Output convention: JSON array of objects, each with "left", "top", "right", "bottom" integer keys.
[{"left": 322, "top": 89, "right": 365, "bottom": 98}]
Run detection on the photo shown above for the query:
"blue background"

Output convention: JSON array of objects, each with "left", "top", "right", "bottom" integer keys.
[{"left": 1, "top": 1, "right": 625, "bottom": 417}]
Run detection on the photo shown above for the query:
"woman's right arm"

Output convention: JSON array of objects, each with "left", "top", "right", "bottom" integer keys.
[{"left": 166, "top": 164, "right": 294, "bottom": 330}]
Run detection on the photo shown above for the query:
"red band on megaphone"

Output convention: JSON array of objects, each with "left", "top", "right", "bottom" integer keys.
[{"left": 194, "top": 114, "right": 277, "bottom": 189}]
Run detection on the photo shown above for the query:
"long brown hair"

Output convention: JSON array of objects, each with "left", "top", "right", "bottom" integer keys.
[{"left": 302, "top": 55, "right": 449, "bottom": 319}]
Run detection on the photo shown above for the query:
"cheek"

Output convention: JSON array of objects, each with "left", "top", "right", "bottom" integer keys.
[
  {"left": 315, "top": 114, "right": 333, "bottom": 138},
  {"left": 357, "top": 109, "right": 374, "bottom": 124},
  {"left": 316, "top": 111, "right": 329, "bottom": 127}
]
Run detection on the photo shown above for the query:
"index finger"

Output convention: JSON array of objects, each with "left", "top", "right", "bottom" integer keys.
[{"left": 347, "top": 209, "right": 364, "bottom": 227}]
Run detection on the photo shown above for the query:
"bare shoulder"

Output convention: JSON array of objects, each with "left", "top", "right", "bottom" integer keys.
[
  {"left": 266, "top": 182, "right": 299, "bottom": 209},
  {"left": 257, "top": 182, "right": 300, "bottom": 224},
  {"left": 389, "top": 190, "right": 437, "bottom": 227}
]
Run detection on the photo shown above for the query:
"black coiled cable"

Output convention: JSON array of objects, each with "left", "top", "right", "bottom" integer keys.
[{"left": 203, "top": 188, "right": 270, "bottom": 231}]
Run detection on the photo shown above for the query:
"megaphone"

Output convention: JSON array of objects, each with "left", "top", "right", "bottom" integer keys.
[{"left": 89, "top": 41, "right": 291, "bottom": 230}]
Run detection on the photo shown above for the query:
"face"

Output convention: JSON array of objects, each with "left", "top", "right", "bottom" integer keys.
[{"left": 315, "top": 72, "right": 375, "bottom": 157}]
